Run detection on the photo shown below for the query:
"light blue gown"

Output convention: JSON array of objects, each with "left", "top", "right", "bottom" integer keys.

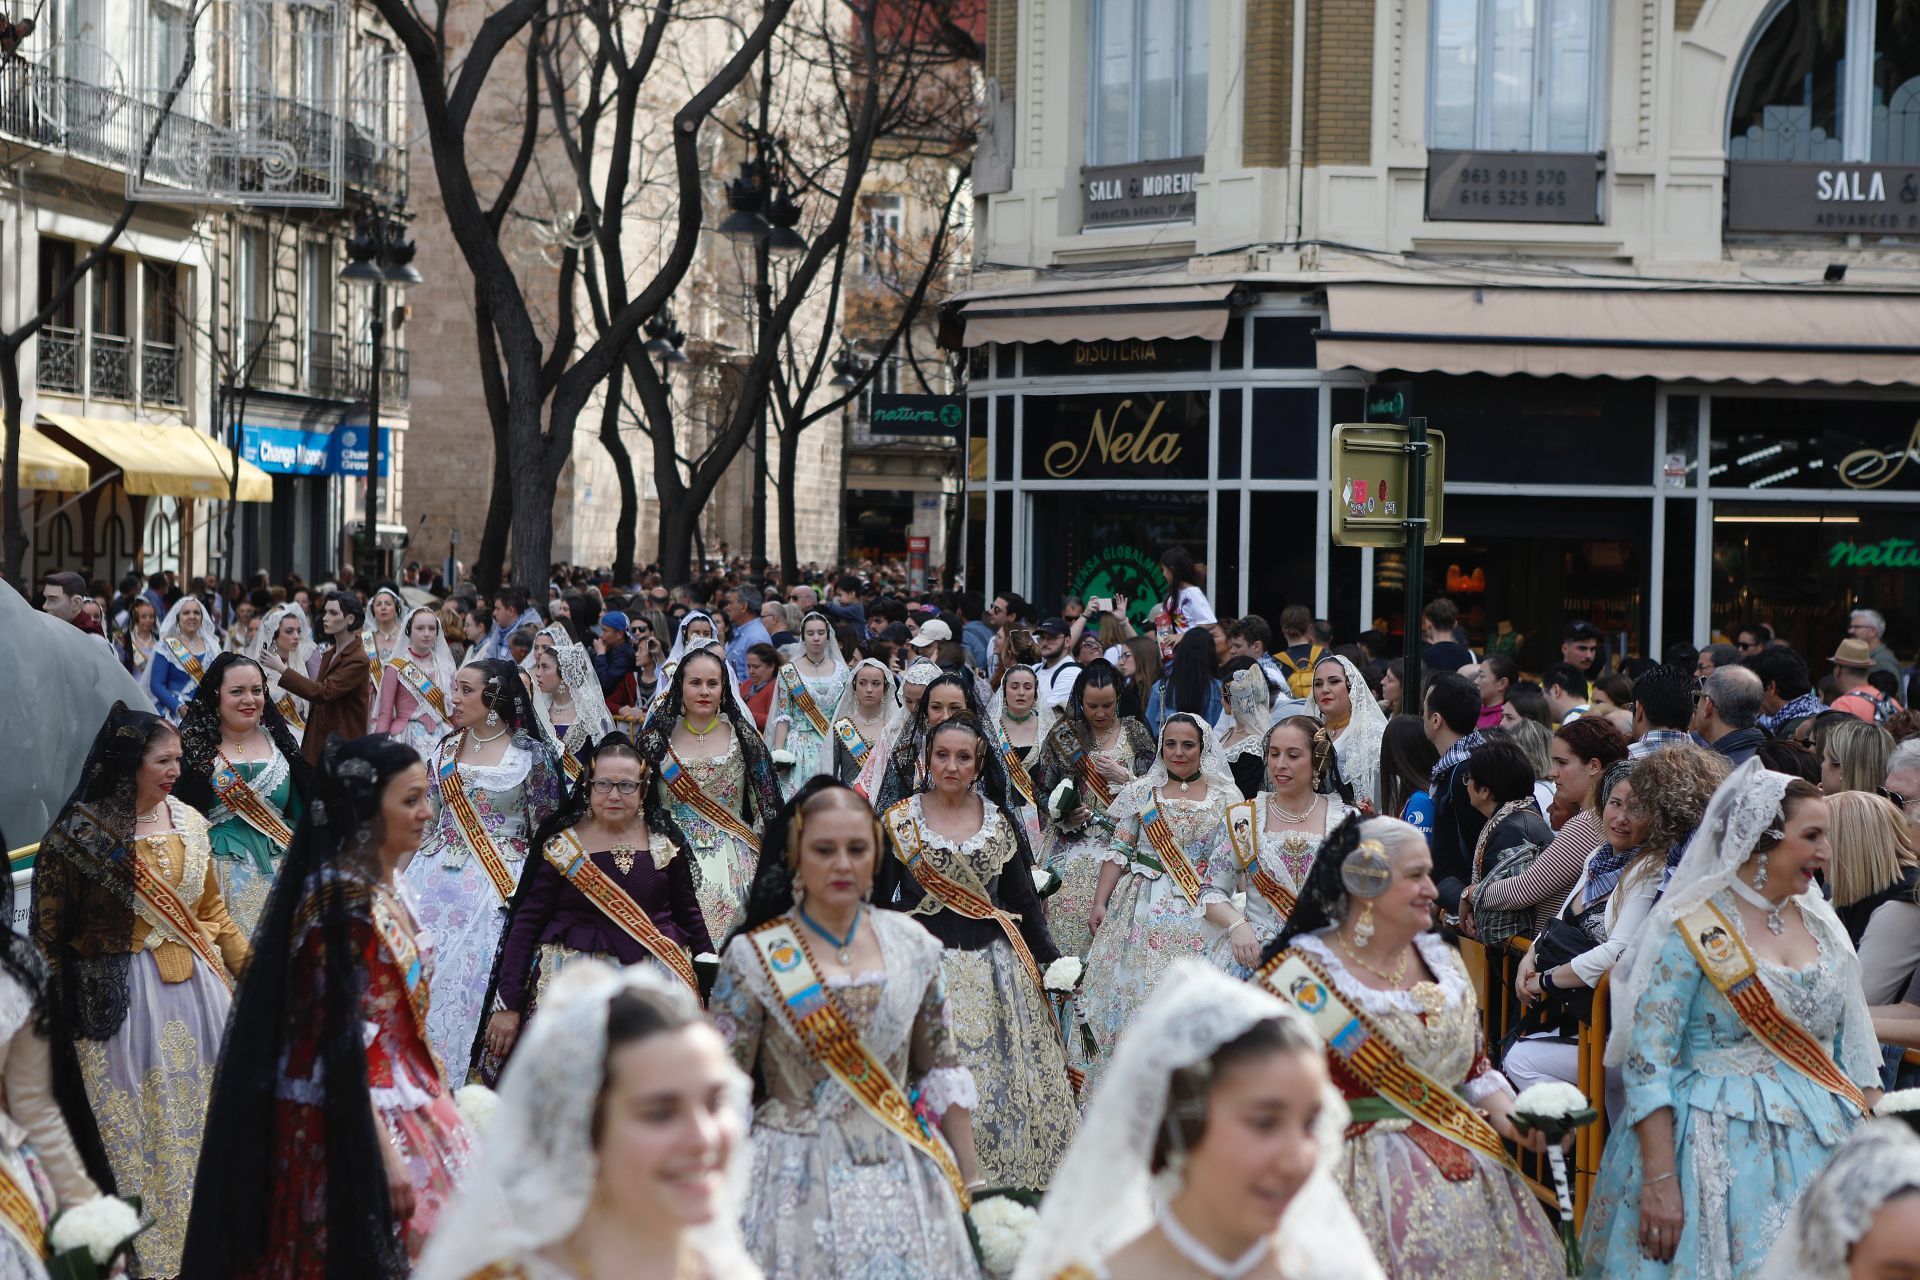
[{"left": 1581, "top": 888, "right": 1878, "bottom": 1279}]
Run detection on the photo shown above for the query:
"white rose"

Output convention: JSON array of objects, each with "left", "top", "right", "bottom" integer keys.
[
  {"left": 1048, "top": 780, "right": 1074, "bottom": 810},
  {"left": 49, "top": 1195, "right": 142, "bottom": 1264},
  {"left": 969, "top": 1197, "right": 1039, "bottom": 1276},
  {"left": 1875, "top": 1088, "right": 1920, "bottom": 1116},
  {"left": 1043, "top": 956, "right": 1084, "bottom": 992},
  {"left": 455, "top": 1083, "right": 501, "bottom": 1136},
  {"left": 770, "top": 748, "right": 798, "bottom": 767},
  {"left": 1511, "top": 1081, "right": 1589, "bottom": 1121}
]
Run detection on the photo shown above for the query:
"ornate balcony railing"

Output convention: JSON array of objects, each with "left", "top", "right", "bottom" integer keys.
[
  {"left": 143, "top": 338, "right": 182, "bottom": 405},
  {"left": 36, "top": 324, "right": 82, "bottom": 394},
  {"left": 90, "top": 333, "right": 134, "bottom": 399}
]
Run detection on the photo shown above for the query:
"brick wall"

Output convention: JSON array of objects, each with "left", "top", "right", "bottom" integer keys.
[
  {"left": 1242, "top": 0, "right": 1373, "bottom": 170},
  {"left": 988, "top": 0, "right": 1018, "bottom": 94},
  {"left": 1675, "top": 0, "right": 1705, "bottom": 29}
]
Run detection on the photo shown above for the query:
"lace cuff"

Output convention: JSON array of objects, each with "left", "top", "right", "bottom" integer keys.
[
  {"left": 1463, "top": 1069, "right": 1515, "bottom": 1105},
  {"left": 1199, "top": 886, "right": 1232, "bottom": 907},
  {"left": 1097, "top": 846, "right": 1132, "bottom": 867},
  {"left": 917, "top": 1066, "right": 979, "bottom": 1115}
]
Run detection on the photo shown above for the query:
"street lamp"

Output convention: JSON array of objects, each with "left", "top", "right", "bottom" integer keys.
[{"left": 342, "top": 208, "right": 420, "bottom": 583}]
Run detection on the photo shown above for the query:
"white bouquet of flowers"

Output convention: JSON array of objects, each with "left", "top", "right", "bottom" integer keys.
[
  {"left": 1031, "top": 863, "right": 1062, "bottom": 899},
  {"left": 1043, "top": 956, "right": 1083, "bottom": 993},
  {"left": 770, "top": 748, "right": 798, "bottom": 768},
  {"left": 1047, "top": 779, "right": 1079, "bottom": 825},
  {"left": 1874, "top": 1087, "right": 1920, "bottom": 1137},
  {"left": 1509, "top": 1081, "right": 1598, "bottom": 1276},
  {"left": 47, "top": 1195, "right": 145, "bottom": 1280},
  {"left": 454, "top": 1083, "right": 500, "bottom": 1136},
  {"left": 968, "top": 1191, "right": 1041, "bottom": 1277}
]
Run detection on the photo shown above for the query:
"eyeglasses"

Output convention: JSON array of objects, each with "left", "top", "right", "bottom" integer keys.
[{"left": 589, "top": 779, "right": 643, "bottom": 795}]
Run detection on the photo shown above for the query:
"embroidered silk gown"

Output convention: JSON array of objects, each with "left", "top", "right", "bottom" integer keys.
[
  {"left": 204, "top": 749, "right": 302, "bottom": 937},
  {"left": 1581, "top": 888, "right": 1878, "bottom": 1279},
  {"left": 770, "top": 665, "right": 851, "bottom": 799},
  {"left": 403, "top": 740, "right": 561, "bottom": 1077},
  {"left": 1283, "top": 931, "right": 1561, "bottom": 1279},
  {"left": 876, "top": 798, "right": 1078, "bottom": 1189},
  {"left": 77, "top": 799, "right": 248, "bottom": 1277},
  {"left": 1074, "top": 787, "right": 1235, "bottom": 1091},
  {"left": 1203, "top": 794, "right": 1352, "bottom": 975},
  {"left": 1029, "top": 719, "right": 1156, "bottom": 959},
  {"left": 655, "top": 735, "right": 760, "bottom": 943},
  {"left": 372, "top": 661, "right": 452, "bottom": 760},
  {"left": 710, "top": 909, "right": 982, "bottom": 1280}
]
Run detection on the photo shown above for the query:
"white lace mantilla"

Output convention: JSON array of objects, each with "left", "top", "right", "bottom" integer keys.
[
  {"left": 908, "top": 795, "right": 1011, "bottom": 863},
  {"left": 448, "top": 742, "right": 536, "bottom": 791}
]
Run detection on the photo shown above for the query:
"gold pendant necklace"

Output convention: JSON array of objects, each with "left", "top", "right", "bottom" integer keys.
[
  {"left": 686, "top": 715, "right": 721, "bottom": 737},
  {"left": 607, "top": 844, "right": 640, "bottom": 875}
]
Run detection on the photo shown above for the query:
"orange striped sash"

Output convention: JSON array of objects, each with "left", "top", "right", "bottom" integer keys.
[
  {"left": 778, "top": 664, "right": 831, "bottom": 736},
  {"left": 997, "top": 721, "right": 1038, "bottom": 809},
  {"left": 1136, "top": 795, "right": 1204, "bottom": 906},
  {"left": 0, "top": 1161, "right": 43, "bottom": 1258},
  {"left": 133, "top": 856, "right": 234, "bottom": 990},
  {"left": 436, "top": 734, "right": 518, "bottom": 905},
  {"left": 546, "top": 831, "right": 699, "bottom": 994},
  {"left": 371, "top": 887, "right": 440, "bottom": 1078},
  {"left": 660, "top": 751, "right": 760, "bottom": 851},
  {"left": 163, "top": 635, "right": 208, "bottom": 687},
  {"left": 212, "top": 754, "right": 295, "bottom": 848},
  {"left": 389, "top": 655, "right": 451, "bottom": 724},
  {"left": 276, "top": 692, "right": 306, "bottom": 731},
  {"left": 1048, "top": 722, "right": 1115, "bottom": 810}
]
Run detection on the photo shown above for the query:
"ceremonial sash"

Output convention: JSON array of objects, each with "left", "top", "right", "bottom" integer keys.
[
  {"left": 1048, "top": 722, "right": 1115, "bottom": 810},
  {"left": 212, "top": 753, "right": 295, "bottom": 849},
  {"left": 362, "top": 633, "right": 382, "bottom": 692},
  {"left": 832, "top": 717, "right": 872, "bottom": 768},
  {"left": 0, "top": 1161, "right": 43, "bottom": 1259},
  {"left": 1227, "top": 799, "right": 1297, "bottom": 918},
  {"left": 883, "top": 803, "right": 1045, "bottom": 992},
  {"left": 545, "top": 830, "right": 699, "bottom": 994},
  {"left": 436, "top": 735, "right": 519, "bottom": 905},
  {"left": 389, "top": 655, "right": 451, "bottom": 725},
  {"left": 1676, "top": 900, "right": 1866, "bottom": 1110},
  {"left": 133, "top": 856, "right": 234, "bottom": 990},
  {"left": 660, "top": 752, "right": 760, "bottom": 851},
  {"left": 276, "top": 692, "right": 305, "bottom": 731},
  {"left": 163, "top": 635, "right": 207, "bottom": 687},
  {"left": 1256, "top": 950, "right": 1515, "bottom": 1168},
  {"left": 997, "top": 722, "right": 1038, "bottom": 809},
  {"left": 749, "top": 920, "right": 970, "bottom": 1206},
  {"left": 371, "top": 888, "right": 438, "bottom": 1075},
  {"left": 1136, "top": 794, "right": 1204, "bottom": 906},
  {"left": 555, "top": 740, "right": 584, "bottom": 783},
  {"left": 779, "top": 664, "right": 831, "bottom": 736}
]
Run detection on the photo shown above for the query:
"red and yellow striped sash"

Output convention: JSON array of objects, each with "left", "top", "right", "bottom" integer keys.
[
  {"left": 1678, "top": 900, "right": 1866, "bottom": 1110},
  {"left": 371, "top": 888, "right": 439, "bottom": 1079},
  {"left": 1137, "top": 795, "right": 1204, "bottom": 906},
  {"left": 998, "top": 722, "right": 1037, "bottom": 809},
  {"left": 660, "top": 751, "right": 760, "bottom": 851},
  {"left": 163, "top": 635, "right": 208, "bottom": 686},
  {"left": 546, "top": 831, "right": 699, "bottom": 994},
  {"left": 778, "top": 664, "right": 831, "bottom": 737},
  {"left": 750, "top": 920, "right": 970, "bottom": 1207},
  {"left": 1048, "top": 722, "right": 1115, "bottom": 810},
  {"left": 436, "top": 734, "right": 518, "bottom": 905},
  {"left": 0, "top": 1161, "right": 43, "bottom": 1258},
  {"left": 133, "top": 856, "right": 234, "bottom": 990},
  {"left": 1256, "top": 950, "right": 1514, "bottom": 1167},
  {"left": 276, "top": 692, "right": 305, "bottom": 731},
  {"left": 389, "top": 655, "right": 450, "bottom": 724},
  {"left": 212, "top": 754, "right": 294, "bottom": 848}
]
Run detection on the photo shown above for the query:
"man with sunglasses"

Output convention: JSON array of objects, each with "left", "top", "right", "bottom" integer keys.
[{"left": 1888, "top": 740, "right": 1920, "bottom": 844}]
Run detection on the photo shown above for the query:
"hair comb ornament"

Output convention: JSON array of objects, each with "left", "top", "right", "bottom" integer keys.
[{"left": 1340, "top": 838, "right": 1394, "bottom": 900}]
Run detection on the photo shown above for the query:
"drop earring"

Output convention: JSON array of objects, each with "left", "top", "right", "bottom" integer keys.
[
  {"left": 793, "top": 882, "right": 807, "bottom": 909},
  {"left": 1752, "top": 852, "right": 1769, "bottom": 891},
  {"left": 1353, "top": 902, "right": 1375, "bottom": 949},
  {"left": 485, "top": 709, "right": 500, "bottom": 728}
]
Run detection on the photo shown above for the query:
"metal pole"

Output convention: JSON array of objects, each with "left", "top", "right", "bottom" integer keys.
[
  {"left": 752, "top": 229, "right": 769, "bottom": 581},
  {"left": 363, "top": 275, "right": 386, "bottom": 584},
  {"left": 1402, "top": 415, "right": 1429, "bottom": 713}
]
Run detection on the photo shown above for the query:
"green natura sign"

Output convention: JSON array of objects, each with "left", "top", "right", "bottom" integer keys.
[{"left": 1829, "top": 538, "right": 1920, "bottom": 569}]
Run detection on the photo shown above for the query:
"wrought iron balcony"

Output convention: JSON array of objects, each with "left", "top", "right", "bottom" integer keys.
[
  {"left": 357, "top": 342, "right": 408, "bottom": 410},
  {"left": 0, "top": 55, "right": 223, "bottom": 188},
  {"left": 306, "top": 329, "right": 351, "bottom": 399},
  {"left": 90, "top": 332, "right": 133, "bottom": 399},
  {"left": 142, "top": 338, "right": 182, "bottom": 405},
  {"left": 36, "top": 324, "right": 81, "bottom": 394},
  {"left": 240, "top": 318, "right": 294, "bottom": 389}
]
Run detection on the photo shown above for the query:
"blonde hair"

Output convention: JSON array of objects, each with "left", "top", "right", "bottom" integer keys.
[
  {"left": 1827, "top": 790, "right": 1918, "bottom": 908},
  {"left": 1823, "top": 719, "right": 1895, "bottom": 796}
]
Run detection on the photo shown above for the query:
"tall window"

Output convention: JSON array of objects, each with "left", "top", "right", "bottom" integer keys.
[
  {"left": 1430, "top": 0, "right": 1605, "bottom": 151},
  {"left": 862, "top": 194, "right": 904, "bottom": 279},
  {"left": 1088, "top": 0, "right": 1209, "bottom": 164},
  {"left": 1731, "top": 0, "right": 1920, "bottom": 162}
]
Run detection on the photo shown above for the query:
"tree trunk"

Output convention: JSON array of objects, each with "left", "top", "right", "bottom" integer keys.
[
  {"left": 1, "top": 346, "right": 26, "bottom": 584},
  {"left": 776, "top": 423, "right": 799, "bottom": 585},
  {"left": 598, "top": 379, "right": 638, "bottom": 584},
  {"left": 658, "top": 495, "right": 697, "bottom": 587}
]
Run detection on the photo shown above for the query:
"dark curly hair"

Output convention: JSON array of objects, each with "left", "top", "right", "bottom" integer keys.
[{"left": 462, "top": 657, "right": 538, "bottom": 734}]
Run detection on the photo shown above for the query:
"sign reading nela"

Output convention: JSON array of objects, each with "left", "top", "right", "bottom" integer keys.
[{"left": 1022, "top": 391, "right": 1209, "bottom": 481}]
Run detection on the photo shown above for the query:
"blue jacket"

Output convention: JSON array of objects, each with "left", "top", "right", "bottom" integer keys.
[{"left": 1145, "top": 677, "right": 1222, "bottom": 739}]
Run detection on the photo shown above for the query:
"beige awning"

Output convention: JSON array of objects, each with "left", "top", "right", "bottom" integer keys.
[
  {"left": 6, "top": 429, "right": 90, "bottom": 493},
  {"left": 39, "top": 414, "right": 273, "bottom": 501},
  {"left": 956, "top": 281, "right": 1239, "bottom": 347},
  {"left": 1316, "top": 284, "right": 1920, "bottom": 386}
]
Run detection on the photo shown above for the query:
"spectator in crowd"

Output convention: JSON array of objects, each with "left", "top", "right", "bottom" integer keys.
[
  {"left": 1629, "top": 663, "right": 1696, "bottom": 757},
  {"left": 1422, "top": 669, "right": 1487, "bottom": 911},
  {"left": 1694, "top": 642, "right": 1742, "bottom": 680},
  {"left": 1827, "top": 790, "right": 1920, "bottom": 1003},
  {"left": 1114, "top": 634, "right": 1161, "bottom": 723},
  {"left": 1379, "top": 657, "right": 1409, "bottom": 716},
  {"left": 1692, "top": 664, "right": 1766, "bottom": 766},
  {"left": 261, "top": 590, "right": 372, "bottom": 766},
  {"left": 1543, "top": 663, "right": 1591, "bottom": 725},
  {"left": 592, "top": 610, "right": 639, "bottom": 710},
  {"left": 1422, "top": 597, "right": 1461, "bottom": 647},
  {"left": 1500, "top": 683, "right": 1555, "bottom": 733},
  {"left": 1886, "top": 738, "right": 1920, "bottom": 844},
  {"left": 1734, "top": 621, "right": 1773, "bottom": 656},
  {"left": 1849, "top": 608, "right": 1903, "bottom": 681},
  {"left": 1149, "top": 544, "right": 1213, "bottom": 655},
  {"left": 721, "top": 585, "right": 772, "bottom": 682},
  {"left": 821, "top": 574, "right": 868, "bottom": 638},
  {"left": 1460, "top": 737, "right": 1555, "bottom": 946},
  {"left": 1820, "top": 719, "right": 1895, "bottom": 796},
  {"left": 478, "top": 587, "right": 543, "bottom": 662},
  {"left": 1272, "top": 605, "right": 1324, "bottom": 700},
  {"left": 1474, "top": 653, "right": 1518, "bottom": 730},
  {"left": 508, "top": 625, "right": 539, "bottom": 666},
  {"left": 1746, "top": 646, "right": 1825, "bottom": 737},
  {"left": 1146, "top": 627, "right": 1222, "bottom": 737},
  {"left": 1379, "top": 713, "right": 1440, "bottom": 836},
  {"left": 955, "top": 594, "right": 994, "bottom": 671},
  {"left": 1033, "top": 617, "right": 1082, "bottom": 706},
  {"left": 743, "top": 642, "right": 781, "bottom": 730},
  {"left": 1226, "top": 613, "right": 1285, "bottom": 692},
  {"left": 40, "top": 570, "right": 111, "bottom": 651},
  {"left": 1831, "top": 638, "right": 1900, "bottom": 723},
  {"left": 1562, "top": 620, "right": 1605, "bottom": 684},
  {"left": 906, "top": 619, "right": 953, "bottom": 666},
  {"left": 760, "top": 599, "right": 796, "bottom": 648}
]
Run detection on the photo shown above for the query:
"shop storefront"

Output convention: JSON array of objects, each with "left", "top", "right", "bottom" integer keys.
[
  {"left": 956, "top": 281, "right": 1920, "bottom": 668},
  {"left": 237, "top": 412, "right": 396, "bottom": 579}
]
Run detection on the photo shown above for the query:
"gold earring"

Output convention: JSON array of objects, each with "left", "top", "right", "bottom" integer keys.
[{"left": 1353, "top": 902, "right": 1375, "bottom": 948}]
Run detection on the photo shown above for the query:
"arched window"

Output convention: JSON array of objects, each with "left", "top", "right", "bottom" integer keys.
[{"left": 1731, "top": 0, "right": 1920, "bottom": 162}]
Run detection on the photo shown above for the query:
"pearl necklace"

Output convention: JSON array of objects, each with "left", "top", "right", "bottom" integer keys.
[
  {"left": 1156, "top": 1206, "right": 1271, "bottom": 1279},
  {"left": 1270, "top": 793, "right": 1320, "bottom": 824},
  {"left": 469, "top": 725, "right": 508, "bottom": 745}
]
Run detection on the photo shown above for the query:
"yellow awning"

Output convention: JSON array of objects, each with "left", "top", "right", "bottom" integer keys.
[
  {"left": 7, "top": 430, "right": 90, "bottom": 493},
  {"left": 39, "top": 414, "right": 273, "bottom": 501}
]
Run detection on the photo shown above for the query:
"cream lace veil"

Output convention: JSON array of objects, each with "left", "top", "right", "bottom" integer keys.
[
  {"left": 1106, "top": 713, "right": 1241, "bottom": 831},
  {"left": 415, "top": 960, "right": 757, "bottom": 1280},
  {"left": 525, "top": 629, "right": 614, "bottom": 748},
  {"left": 1219, "top": 665, "right": 1273, "bottom": 763},
  {"left": 1760, "top": 1119, "right": 1920, "bottom": 1279},
  {"left": 1312, "top": 655, "right": 1385, "bottom": 809},
  {"left": 1013, "top": 959, "right": 1380, "bottom": 1280}
]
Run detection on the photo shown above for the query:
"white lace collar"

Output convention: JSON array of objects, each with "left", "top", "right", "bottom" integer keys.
[
  {"left": 1297, "top": 929, "right": 1469, "bottom": 1014},
  {"left": 908, "top": 793, "right": 1005, "bottom": 857}
]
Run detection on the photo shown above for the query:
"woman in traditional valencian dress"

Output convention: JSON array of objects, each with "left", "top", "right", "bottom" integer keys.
[
  {"left": 878, "top": 715, "right": 1078, "bottom": 1189},
  {"left": 1076, "top": 714, "right": 1242, "bottom": 1088},
  {"left": 1312, "top": 655, "right": 1388, "bottom": 811},
  {"left": 988, "top": 665, "right": 1053, "bottom": 851},
  {"left": 1217, "top": 663, "right": 1274, "bottom": 800},
  {"left": 769, "top": 611, "right": 851, "bottom": 798},
  {"left": 1582, "top": 760, "right": 1880, "bottom": 1278},
  {"left": 373, "top": 605, "right": 458, "bottom": 760},
  {"left": 712, "top": 778, "right": 982, "bottom": 1279},
  {"left": 1254, "top": 815, "right": 1563, "bottom": 1278},
  {"left": 872, "top": 670, "right": 981, "bottom": 815},
  {"left": 421, "top": 962, "right": 758, "bottom": 1280},
  {"left": 1758, "top": 1120, "right": 1920, "bottom": 1280},
  {"left": 36, "top": 706, "right": 251, "bottom": 1277},
  {"left": 147, "top": 597, "right": 219, "bottom": 721},
  {"left": 402, "top": 659, "right": 563, "bottom": 1077},
  {"left": 256, "top": 603, "right": 316, "bottom": 735},
  {"left": 1210, "top": 717, "right": 1353, "bottom": 975},
  {"left": 525, "top": 632, "right": 615, "bottom": 784},
  {"left": 1014, "top": 960, "right": 1382, "bottom": 1280},
  {"left": 480, "top": 733, "right": 712, "bottom": 1069},
  {"left": 641, "top": 648, "right": 781, "bottom": 946},
  {"left": 1030, "top": 660, "right": 1157, "bottom": 959},
  {"left": 363, "top": 585, "right": 409, "bottom": 716},
  {"left": 181, "top": 735, "right": 471, "bottom": 1276},
  {"left": 175, "top": 653, "right": 312, "bottom": 937},
  {"left": 122, "top": 597, "right": 160, "bottom": 688},
  {"left": 829, "top": 657, "right": 896, "bottom": 797}
]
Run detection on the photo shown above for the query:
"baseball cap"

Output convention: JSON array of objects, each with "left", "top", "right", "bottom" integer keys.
[
  {"left": 909, "top": 620, "right": 953, "bottom": 648},
  {"left": 601, "top": 610, "right": 630, "bottom": 631},
  {"left": 1036, "top": 617, "right": 1070, "bottom": 638}
]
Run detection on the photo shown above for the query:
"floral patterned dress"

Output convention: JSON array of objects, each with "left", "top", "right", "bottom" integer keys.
[
  {"left": 1030, "top": 719, "right": 1156, "bottom": 960},
  {"left": 656, "top": 736, "right": 761, "bottom": 943},
  {"left": 1072, "top": 787, "right": 1233, "bottom": 1092},
  {"left": 711, "top": 909, "right": 982, "bottom": 1280},
  {"left": 1203, "top": 794, "right": 1352, "bottom": 974},
  {"left": 771, "top": 664, "right": 851, "bottom": 799},
  {"left": 1581, "top": 888, "right": 1878, "bottom": 1279},
  {"left": 1286, "top": 931, "right": 1562, "bottom": 1278},
  {"left": 403, "top": 739, "right": 561, "bottom": 1076}
]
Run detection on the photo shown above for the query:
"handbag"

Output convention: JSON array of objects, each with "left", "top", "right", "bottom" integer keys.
[{"left": 1500, "top": 913, "right": 1598, "bottom": 1060}]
